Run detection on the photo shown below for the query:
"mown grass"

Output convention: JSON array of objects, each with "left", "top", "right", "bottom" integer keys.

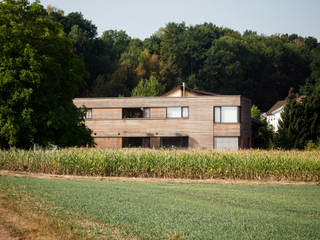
[
  {"left": 0, "top": 148, "right": 320, "bottom": 181},
  {"left": 0, "top": 176, "right": 319, "bottom": 239}
]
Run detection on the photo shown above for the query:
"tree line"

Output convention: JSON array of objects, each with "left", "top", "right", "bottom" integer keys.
[
  {"left": 0, "top": 0, "right": 319, "bottom": 149},
  {"left": 46, "top": 8, "right": 318, "bottom": 111}
]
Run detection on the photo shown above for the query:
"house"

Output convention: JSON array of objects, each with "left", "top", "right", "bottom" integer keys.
[
  {"left": 264, "top": 96, "right": 304, "bottom": 131},
  {"left": 73, "top": 86, "right": 252, "bottom": 150},
  {"left": 264, "top": 100, "right": 286, "bottom": 132}
]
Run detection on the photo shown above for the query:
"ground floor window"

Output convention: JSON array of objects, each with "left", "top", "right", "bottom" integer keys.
[
  {"left": 122, "top": 137, "right": 150, "bottom": 148},
  {"left": 214, "top": 136, "right": 239, "bottom": 150},
  {"left": 160, "top": 136, "right": 188, "bottom": 148},
  {"left": 122, "top": 136, "right": 188, "bottom": 148}
]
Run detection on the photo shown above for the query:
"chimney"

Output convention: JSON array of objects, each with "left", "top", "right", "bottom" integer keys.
[{"left": 182, "top": 82, "right": 185, "bottom": 97}]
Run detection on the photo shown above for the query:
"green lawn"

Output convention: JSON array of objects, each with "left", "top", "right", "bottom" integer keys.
[{"left": 0, "top": 176, "right": 319, "bottom": 239}]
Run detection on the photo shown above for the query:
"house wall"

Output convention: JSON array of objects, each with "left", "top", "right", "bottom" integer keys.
[
  {"left": 267, "top": 107, "right": 283, "bottom": 131},
  {"left": 74, "top": 96, "right": 250, "bottom": 150},
  {"left": 240, "top": 96, "right": 252, "bottom": 148},
  {"left": 94, "top": 137, "right": 122, "bottom": 148},
  {"left": 92, "top": 108, "right": 121, "bottom": 119},
  {"left": 150, "top": 108, "right": 166, "bottom": 119}
]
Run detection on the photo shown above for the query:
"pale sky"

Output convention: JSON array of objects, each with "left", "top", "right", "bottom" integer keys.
[{"left": 40, "top": 0, "right": 320, "bottom": 40}]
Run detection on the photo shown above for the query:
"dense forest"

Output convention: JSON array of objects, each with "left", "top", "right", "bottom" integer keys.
[{"left": 46, "top": 6, "right": 319, "bottom": 111}]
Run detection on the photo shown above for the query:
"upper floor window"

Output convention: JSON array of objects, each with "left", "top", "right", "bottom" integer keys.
[
  {"left": 167, "top": 106, "right": 189, "bottom": 118},
  {"left": 122, "top": 107, "right": 150, "bottom": 119},
  {"left": 85, "top": 108, "right": 92, "bottom": 119},
  {"left": 214, "top": 106, "right": 240, "bottom": 123}
]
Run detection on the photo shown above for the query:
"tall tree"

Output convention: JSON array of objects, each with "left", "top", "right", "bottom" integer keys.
[
  {"left": 159, "top": 22, "right": 186, "bottom": 90},
  {"left": 276, "top": 88, "right": 320, "bottom": 149},
  {"left": 0, "top": 0, "right": 93, "bottom": 148}
]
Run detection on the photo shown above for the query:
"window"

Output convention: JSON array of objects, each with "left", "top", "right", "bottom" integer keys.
[
  {"left": 122, "top": 137, "right": 150, "bottom": 148},
  {"left": 85, "top": 108, "right": 92, "bottom": 119},
  {"left": 214, "top": 106, "right": 239, "bottom": 123},
  {"left": 167, "top": 107, "right": 189, "bottom": 118},
  {"left": 160, "top": 136, "right": 188, "bottom": 148},
  {"left": 214, "top": 137, "right": 239, "bottom": 150},
  {"left": 122, "top": 108, "right": 150, "bottom": 119}
]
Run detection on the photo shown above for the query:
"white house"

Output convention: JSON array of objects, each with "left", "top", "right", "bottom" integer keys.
[
  {"left": 264, "top": 100, "right": 286, "bottom": 131},
  {"left": 263, "top": 96, "right": 304, "bottom": 132}
]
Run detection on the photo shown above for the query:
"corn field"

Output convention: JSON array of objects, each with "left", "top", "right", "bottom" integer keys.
[{"left": 0, "top": 148, "right": 319, "bottom": 181}]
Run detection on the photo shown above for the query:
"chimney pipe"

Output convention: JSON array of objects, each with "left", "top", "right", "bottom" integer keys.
[{"left": 182, "top": 82, "right": 185, "bottom": 97}]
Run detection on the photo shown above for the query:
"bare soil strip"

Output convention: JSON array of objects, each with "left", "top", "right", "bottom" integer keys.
[
  {"left": 0, "top": 170, "right": 317, "bottom": 185},
  {"left": 0, "top": 193, "right": 55, "bottom": 240}
]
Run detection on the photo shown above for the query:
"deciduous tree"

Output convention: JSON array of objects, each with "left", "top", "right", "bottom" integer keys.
[{"left": 0, "top": 0, "right": 93, "bottom": 148}]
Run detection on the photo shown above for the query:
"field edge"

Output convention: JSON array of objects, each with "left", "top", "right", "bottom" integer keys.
[{"left": 0, "top": 170, "right": 318, "bottom": 186}]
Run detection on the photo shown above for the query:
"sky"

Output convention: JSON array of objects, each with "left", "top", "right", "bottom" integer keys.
[{"left": 40, "top": 0, "right": 320, "bottom": 40}]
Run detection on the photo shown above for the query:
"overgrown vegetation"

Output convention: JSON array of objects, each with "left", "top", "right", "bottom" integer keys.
[
  {"left": 1, "top": 148, "right": 319, "bottom": 181},
  {"left": 0, "top": 176, "right": 319, "bottom": 239}
]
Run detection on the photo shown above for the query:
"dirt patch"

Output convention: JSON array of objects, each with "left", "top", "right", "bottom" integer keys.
[
  {"left": 0, "top": 170, "right": 318, "bottom": 185},
  {"left": 0, "top": 224, "right": 17, "bottom": 240},
  {"left": 0, "top": 193, "right": 58, "bottom": 240}
]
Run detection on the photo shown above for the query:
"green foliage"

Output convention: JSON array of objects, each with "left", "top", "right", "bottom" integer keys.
[
  {"left": 131, "top": 77, "right": 165, "bottom": 97},
  {"left": 0, "top": 0, "right": 93, "bottom": 148},
  {"left": 251, "top": 105, "right": 274, "bottom": 149},
  {"left": 44, "top": 10, "right": 319, "bottom": 111},
  {"left": 305, "top": 138, "right": 320, "bottom": 151},
  {"left": 276, "top": 88, "right": 320, "bottom": 149},
  {"left": 159, "top": 22, "right": 186, "bottom": 89},
  {"left": 251, "top": 105, "right": 261, "bottom": 120},
  {"left": 101, "top": 29, "right": 131, "bottom": 61},
  {"left": 1, "top": 148, "right": 319, "bottom": 181}
]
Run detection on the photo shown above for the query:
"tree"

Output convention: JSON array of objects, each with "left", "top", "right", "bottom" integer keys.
[
  {"left": 131, "top": 77, "right": 165, "bottom": 97},
  {"left": 101, "top": 30, "right": 131, "bottom": 62},
  {"left": 135, "top": 49, "right": 160, "bottom": 79},
  {"left": 251, "top": 105, "right": 274, "bottom": 149},
  {"left": 251, "top": 105, "right": 261, "bottom": 121},
  {"left": 159, "top": 22, "right": 186, "bottom": 90},
  {"left": 0, "top": 0, "right": 93, "bottom": 148}
]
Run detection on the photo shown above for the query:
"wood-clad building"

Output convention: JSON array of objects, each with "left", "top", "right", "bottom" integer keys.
[{"left": 73, "top": 86, "right": 251, "bottom": 150}]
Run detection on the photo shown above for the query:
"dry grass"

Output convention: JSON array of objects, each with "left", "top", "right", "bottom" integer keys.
[
  {"left": 0, "top": 170, "right": 317, "bottom": 185},
  {"left": 0, "top": 194, "right": 62, "bottom": 240}
]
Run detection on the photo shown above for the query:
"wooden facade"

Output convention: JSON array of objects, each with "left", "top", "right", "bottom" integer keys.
[{"left": 74, "top": 91, "right": 251, "bottom": 150}]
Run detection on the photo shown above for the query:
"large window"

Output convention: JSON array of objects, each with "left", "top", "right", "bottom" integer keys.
[
  {"left": 122, "top": 108, "right": 150, "bottom": 119},
  {"left": 167, "top": 107, "right": 189, "bottom": 118},
  {"left": 214, "top": 106, "right": 240, "bottom": 123}
]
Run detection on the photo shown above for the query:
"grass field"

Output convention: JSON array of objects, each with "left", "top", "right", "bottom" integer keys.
[
  {"left": 1, "top": 148, "right": 320, "bottom": 181},
  {"left": 0, "top": 175, "right": 319, "bottom": 239}
]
